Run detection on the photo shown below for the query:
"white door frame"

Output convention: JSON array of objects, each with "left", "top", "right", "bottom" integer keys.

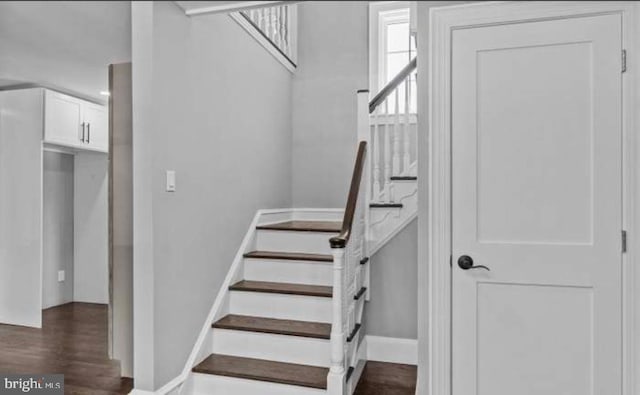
[{"left": 426, "top": 2, "right": 640, "bottom": 395}]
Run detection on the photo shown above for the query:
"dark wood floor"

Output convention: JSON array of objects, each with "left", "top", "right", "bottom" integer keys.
[
  {"left": 0, "top": 303, "right": 415, "bottom": 394},
  {"left": 355, "top": 361, "right": 418, "bottom": 395},
  {"left": 0, "top": 302, "right": 133, "bottom": 394}
]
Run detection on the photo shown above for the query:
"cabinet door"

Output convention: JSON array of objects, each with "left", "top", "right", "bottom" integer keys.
[
  {"left": 44, "top": 90, "right": 83, "bottom": 147},
  {"left": 83, "top": 103, "right": 108, "bottom": 152}
]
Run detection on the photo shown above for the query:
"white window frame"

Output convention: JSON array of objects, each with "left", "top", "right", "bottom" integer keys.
[{"left": 369, "top": 1, "right": 412, "bottom": 95}]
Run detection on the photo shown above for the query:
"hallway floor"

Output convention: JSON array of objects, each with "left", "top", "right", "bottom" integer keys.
[
  {"left": 355, "top": 361, "right": 418, "bottom": 395},
  {"left": 0, "top": 303, "right": 132, "bottom": 394},
  {"left": 0, "top": 303, "right": 416, "bottom": 394}
]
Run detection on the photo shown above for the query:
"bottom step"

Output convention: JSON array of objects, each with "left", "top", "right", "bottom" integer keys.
[{"left": 193, "top": 354, "right": 328, "bottom": 390}]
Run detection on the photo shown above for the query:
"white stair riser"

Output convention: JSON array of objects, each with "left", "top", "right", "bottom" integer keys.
[
  {"left": 229, "top": 291, "right": 332, "bottom": 323},
  {"left": 244, "top": 259, "right": 333, "bottom": 286},
  {"left": 212, "top": 329, "right": 330, "bottom": 367},
  {"left": 255, "top": 230, "right": 335, "bottom": 255},
  {"left": 191, "top": 373, "right": 326, "bottom": 395}
]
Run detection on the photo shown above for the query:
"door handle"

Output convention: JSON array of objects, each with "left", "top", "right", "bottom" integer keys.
[
  {"left": 87, "top": 123, "right": 90, "bottom": 144},
  {"left": 81, "top": 122, "right": 86, "bottom": 142},
  {"left": 457, "top": 255, "right": 490, "bottom": 271}
]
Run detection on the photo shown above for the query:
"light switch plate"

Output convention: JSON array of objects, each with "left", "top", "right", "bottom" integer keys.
[
  {"left": 166, "top": 170, "right": 176, "bottom": 192},
  {"left": 58, "top": 270, "right": 65, "bottom": 282}
]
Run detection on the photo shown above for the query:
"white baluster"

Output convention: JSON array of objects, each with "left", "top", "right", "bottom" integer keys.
[
  {"left": 273, "top": 7, "right": 281, "bottom": 47},
  {"left": 403, "top": 79, "right": 411, "bottom": 174},
  {"left": 383, "top": 100, "right": 391, "bottom": 202},
  {"left": 373, "top": 106, "right": 381, "bottom": 201},
  {"left": 280, "top": 6, "right": 286, "bottom": 50},
  {"left": 393, "top": 88, "right": 401, "bottom": 176},
  {"left": 259, "top": 8, "right": 266, "bottom": 32},
  {"left": 411, "top": 71, "right": 418, "bottom": 176},
  {"left": 327, "top": 246, "right": 345, "bottom": 395}
]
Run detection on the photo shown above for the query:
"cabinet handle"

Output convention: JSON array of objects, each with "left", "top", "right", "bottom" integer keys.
[
  {"left": 87, "top": 123, "right": 90, "bottom": 144},
  {"left": 81, "top": 122, "right": 86, "bottom": 142}
]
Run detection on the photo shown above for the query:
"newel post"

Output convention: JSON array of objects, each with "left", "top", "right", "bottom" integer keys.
[
  {"left": 357, "top": 89, "right": 371, "bottom": 246},
  {"left": 327, "top": 245, "right": 345, "bottom": 395}
]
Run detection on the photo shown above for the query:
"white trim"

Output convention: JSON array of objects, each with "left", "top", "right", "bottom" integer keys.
[
  {"left": 229, "top": 12, "right": 296, "bottom": 73},
  {"left": 128, "top": 390, "right": 155, "bottom": 395},
  {"left": 370, "top": 113, "right": 417, "bottom": 125},
  {"left": 176, "top": 1, "right": 285, "bottom": 17},
  {"left": 426, "top": 2, "right": 639, "bottom": 395},
  {"left": 369, "top": 1, "right": 411, "bottom": 94},
  {"left": 365, "top": 335, "right": 418, "bottom": 365}
]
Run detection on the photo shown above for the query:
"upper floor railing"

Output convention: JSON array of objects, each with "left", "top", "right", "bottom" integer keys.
[
  {"left": 240, "top": 4, "right": 297, "bottom": 65},
  {"left": 368, "top": 58, "right": 417, "bottom": 203}
]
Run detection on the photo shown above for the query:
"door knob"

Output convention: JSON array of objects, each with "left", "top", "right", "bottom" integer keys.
[{"left": 457, "top": 255, "right": 490, "bottom": 271}]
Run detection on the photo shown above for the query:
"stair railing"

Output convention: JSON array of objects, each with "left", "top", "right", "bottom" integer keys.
[
  {"left": 328, "top": 141, "right": 367, "bottom": 395},
  {"left": 240, "top": 4, "right": 297, "bottom": 64},
  {"left": 367, "top": 57, "right": 417, "bottom": 203}
]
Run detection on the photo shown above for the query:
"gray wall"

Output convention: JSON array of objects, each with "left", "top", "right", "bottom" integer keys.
[
  {"left": 132, "top": 2, "right": 293, "bottom": 390},
  {"left": 365, "top": 219, "right": 417, "bottom": 339},
  {"left": 42, "top": 152, "right": 75, "bottom": 309},
  {"left": 73, "top": 152, "right": 109, "bottom": 304},
  {"left": 292, "top": 1, "right": 369, "bottom": 208},
  {"left": 110, "top": 62, "right": 134, "bottom": 378}
]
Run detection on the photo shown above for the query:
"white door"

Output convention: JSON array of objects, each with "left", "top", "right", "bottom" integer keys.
[
  {"left": 83, "top": 103, "right": 109, "bottom": 152},
  {"left": 452, "top": 14, "right": 622, "bottom": 395},
  {"left": 44, "top": 90, "right": 83, "bottom": 147}
]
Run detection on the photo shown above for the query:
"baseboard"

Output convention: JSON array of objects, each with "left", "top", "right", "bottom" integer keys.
[
  {"left": 128, "top": 390, "right": 155, "bottom": 395},
  {"left": 365, "top": 335, "right": 418, "bottom": 365}
]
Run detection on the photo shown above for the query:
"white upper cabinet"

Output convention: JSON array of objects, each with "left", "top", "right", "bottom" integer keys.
[
  {"left": 83, "top": 103, "right": 108, "bottom": 152},
  {"left": 44, "top": 90, "right": 108, "bottom": 153}
]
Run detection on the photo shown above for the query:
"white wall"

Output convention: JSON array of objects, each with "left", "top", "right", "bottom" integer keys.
[
  {"left": 292, "top": 1, "right": 369, "bottom": 208},
  {"left": 365, "top": 219, "right": 417, "bottom": 339},
  {"left": 74, "top": 152, "right": 109, "bottom": 304},
  {"left": 0, "top": 89, "right": 43, "bottom": 328},
  {"left": 132, "top": 2, "right": 293, "bottom": 390},
  {"left": 0, "top": 1, "right": 131, "bottom": 102},
  {"left": 43, "top": 151, "right": 75, "bottom": 309}
]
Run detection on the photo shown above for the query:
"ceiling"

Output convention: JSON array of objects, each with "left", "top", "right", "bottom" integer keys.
[{"left": 0, "top": 1, "right": 131, "bottom": 102}]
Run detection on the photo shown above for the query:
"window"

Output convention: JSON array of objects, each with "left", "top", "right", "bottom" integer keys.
[{"left": 370, "top": 2, "right": 417, "bottom": 114}]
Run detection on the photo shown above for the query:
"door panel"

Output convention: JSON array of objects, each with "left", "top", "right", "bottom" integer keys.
[{"left": 452, "top": 14, "right": 622, "bottom": 395}]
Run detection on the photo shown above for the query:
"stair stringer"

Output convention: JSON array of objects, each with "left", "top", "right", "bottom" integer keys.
[{"left": 368, "top": 178, "right": 417, "bottom": 256}]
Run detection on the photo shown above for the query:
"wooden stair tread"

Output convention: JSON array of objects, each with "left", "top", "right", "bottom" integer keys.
[
  {"left": 244, "top": 250, "right": 333, "bottom": 262},
  {"left": 213, "top": 314, "right": 331, "bottom": 339},
  {"left": 370, "top": 203, "right": 403, "bottom": 208},
  {"left": 230, "top": 280, "right": 332, "bottom": 298},
  {"left": 256, "top": 220, "right": 341, "bottom": 233},
  {"left": 390, "top": 176, "right": 417, "bottom": 181},
  {"left": 193, "top": 354, "right": 329, "bottom": 389}
]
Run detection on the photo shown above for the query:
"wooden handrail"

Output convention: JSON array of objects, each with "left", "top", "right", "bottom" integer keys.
[
  {"left": 369, "top": 57, "right": 417, "bottom": 113},
  {"left": 330, "top": 141, "right": 367, "bottom": 249}
]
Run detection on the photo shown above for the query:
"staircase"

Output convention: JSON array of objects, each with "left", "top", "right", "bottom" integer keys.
[
  {"left": 177, "top": 209, "right": 365, "bottom": 395},
  {"left": 193, "top": 222, "right": 338, "bottom": 394},
  {"left": 173, "top": 58, "right": 417, "bottom": 395}
]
